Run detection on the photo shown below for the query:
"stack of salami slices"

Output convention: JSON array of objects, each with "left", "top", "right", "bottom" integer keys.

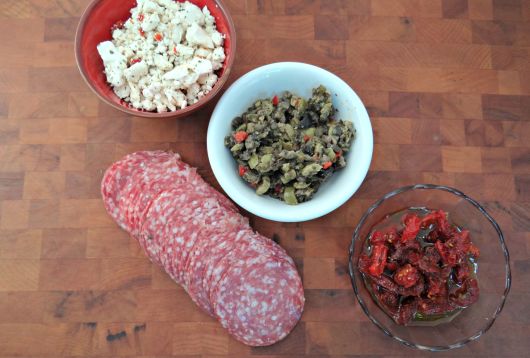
[{"left": 101, "top": 151, "right": 305, "bottom": 346}]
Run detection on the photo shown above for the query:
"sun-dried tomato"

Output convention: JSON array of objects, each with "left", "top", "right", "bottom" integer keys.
[
  {"left": 417, "top": 247, "right": 442, "bottom": 275},
  {"left": 396, "top": 298, "right": 418, "bottom": 325},
  {"left": 369, "top": 231, "right": 385, "bottom": 245},
  {"left": 390, "top": 239, "right": 420, "bottom": 263},
  {"left": 368, "top": 244, "right": 388, "bottom": 277},
  {"left": 398, "top": 275, "right": 425, "bottom": 297},
  {"left": 455, "top": 263, "right": 471, "bottom": 284},
  {"left": 401, "top": 214, "right": 421, "bottom": 242},
  {"left": 394, "top": 264, "right": 420, "bottom": 288},
  {"left": 371, "top": 227, "right": 399, "bottom": 245},
  {"left": 386, "top": 261, "right": 399, "bottom": 271},
  {"left": 372, "top": 283, "right": 399, "bottom": 310},
  {"left": 418, "top": 296, "right": 455, "bottom": 315},
  {"left": 469, "top": 244, "right": 480, "bottom": 258},
  {"left": 426, "top": 275, "right": 447, "bottom": 298},
  {"left": 449, "top": 278, "right": 479, "bottom": 307},
  {"left": 435, "top": 240, "right": 459, "bottom": 267}
]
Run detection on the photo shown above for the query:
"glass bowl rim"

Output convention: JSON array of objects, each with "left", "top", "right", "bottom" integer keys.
[{"left": 348, "top": 183, "right": 512, "bottom": 351}]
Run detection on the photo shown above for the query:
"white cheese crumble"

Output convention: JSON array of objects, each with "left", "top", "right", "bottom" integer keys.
[{"left": 97, "top": 0, "right": 226, "bottom": 113}]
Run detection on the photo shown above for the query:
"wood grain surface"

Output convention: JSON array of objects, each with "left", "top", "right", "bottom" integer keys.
[{"left": 0, "top": 0, "right": 529, "bottom": 356}]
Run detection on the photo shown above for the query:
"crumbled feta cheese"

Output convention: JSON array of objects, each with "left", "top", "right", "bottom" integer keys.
[
  {"left": 163, "top": 64, "right": 188, "bottom": 82},
  {"left": 176, "top": 44, "right": 195, "bottom": 58},
  {"left": 211, "top": 31, "right": 224, "bottom": 47},
  {"left": 98, "top": 0, "right": 226, "bottom": 112},
  {"left": 97, "top": 41, "right": 127, "bottom": 87},
  {"left": 186, "top": 22, "right": 214, "bottom": 49},
  {"left": 188, "top": 57, "right": 213, "bottom": 77},
  {"left": 124, "top": 61, "right": 148, "bottom": 82},
  {"left": 211, "top": 47, "right": 226, "bottom": 70},
  {"left": 141, "top": 13, "right": 160, "bottom": 32},
  {"left": 194, "top": 47, "right": 211, "bottom": 58}
]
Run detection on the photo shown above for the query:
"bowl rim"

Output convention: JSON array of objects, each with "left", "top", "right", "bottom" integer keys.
[
  {"left": 348, "top": 183, "right": 512, "bottom": 351},
  {"left": 207, "top": 61, "right": 373, "bottom": 222},
  {"left": 74, "top": 0, "right": 236, "bottom": 118}
]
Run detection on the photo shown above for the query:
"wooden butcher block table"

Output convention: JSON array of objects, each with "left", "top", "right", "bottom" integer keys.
[{"left": 0, "top": 0, "right": 529, "bottom": 356}]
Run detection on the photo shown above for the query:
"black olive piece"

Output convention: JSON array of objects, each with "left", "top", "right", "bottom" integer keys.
[
  {"left": 302, "top": 144, "right": 313, "bottom": 155},
  {"left": 299, "top": 112, "right": 313, "bottom": 129},
  {"left": 231, "top": 116, "right": 243, "bottom": 129},
  {"left": 333, "top": 126, "right": 343, "bottom": 136}
]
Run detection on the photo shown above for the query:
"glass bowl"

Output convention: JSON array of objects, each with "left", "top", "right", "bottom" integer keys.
[{"left": 348, "top": 184, "right": 511, "bottom": 351}]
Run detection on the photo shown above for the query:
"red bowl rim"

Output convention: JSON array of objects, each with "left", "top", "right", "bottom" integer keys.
[{"left": 74, "top": 0, "right": 237, "bottom": 118}]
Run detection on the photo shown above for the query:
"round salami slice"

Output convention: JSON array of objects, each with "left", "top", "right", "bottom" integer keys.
[
  {"left": 101, "top": 153, "right": 152, "bottom": 233},
  {"left": 212, "top": 252, "right": 305, "bottom": 346},
  {"left": 123, "top": 153, "right": 190, "bottom": 233},
  {"left": 184, "top": 216, "right": 249, "bottom": 317},
  {"left": 102, "top": 151, "right": 166, "bottom": 231},
  {"left": 138, "top": 185, "right": 198, "bottom": 286},
  {"left": 198, "top": 227, "right": 255, "bottom": 303},
  {"left": 205, "top": 231, "right": 296, "bottom": 305},
  {"left": 186, "top": 169, "right": 239, "bottom": 214}
]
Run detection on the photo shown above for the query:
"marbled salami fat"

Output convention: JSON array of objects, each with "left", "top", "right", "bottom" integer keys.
[{"left": 101, "top": 151, "right": 305, "bottom": 347}]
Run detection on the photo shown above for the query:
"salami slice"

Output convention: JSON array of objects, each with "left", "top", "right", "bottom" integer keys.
[
  {"left": 123, "top": 153, "right": 190, "bottom": 234},
  {"left": 185, "top": 224, "right": 248, "bottom": 316},
  {"left": 139, "top": 184, "right": 202, "bottom": 286},
  {"left": 212, "top": 252, "right": 304, "bottom": 346},
  {"left": 205, "top": 231, "right": 296, "bottom": 304},
  {"left": 199, "top": 227, "right": 255, "bottom": 303},
  {"left": 102, "top": 153, "right": 153, "bottom": 233}
]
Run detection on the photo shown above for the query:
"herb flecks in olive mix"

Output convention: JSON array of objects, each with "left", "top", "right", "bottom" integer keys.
[{"left": 224, "top": 85, "right": 355, "bottom": 205}]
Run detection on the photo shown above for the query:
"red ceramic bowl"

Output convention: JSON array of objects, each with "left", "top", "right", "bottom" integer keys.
[{"left": 75, "top": 0, "right": 236, "bottom": 118}]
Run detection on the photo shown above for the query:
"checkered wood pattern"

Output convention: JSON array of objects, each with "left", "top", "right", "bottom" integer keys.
[{"left": 0, "top": 0, "right": 529, "bottom": 356}]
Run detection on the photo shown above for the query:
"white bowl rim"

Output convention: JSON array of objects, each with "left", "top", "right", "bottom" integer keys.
[{"left": 207, "top": 61, "right": 373, "bottom": 222}]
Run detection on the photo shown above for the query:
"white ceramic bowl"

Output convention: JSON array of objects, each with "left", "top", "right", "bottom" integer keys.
[{"left": 207, "top": 62, "right": 373, "bottom": 222}]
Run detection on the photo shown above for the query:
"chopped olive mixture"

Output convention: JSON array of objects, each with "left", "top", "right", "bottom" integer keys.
[
  {"left": 224, "top": 86, "right": 355, "bottom": 205},
  {"left": 358, "top": 209, "right": 480, "bottom": 325}
]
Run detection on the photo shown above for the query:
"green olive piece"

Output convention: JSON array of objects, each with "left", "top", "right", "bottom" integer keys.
[
  {"left": 248, "top": 154, "right": 259, "bottom": 169},
  {"left": 293, "top": 181, "right": 310, "bottom": 189},
  {"left": 314, "top": 142, "right": 323, "bottom": 156},
  {"left": 301, "top": 163, "right": 322, "bottom": 177},
  {"left": 304, "top": 127, "right": 316, "bottom": 136},
  {"left": 284, "top": 187, "right": 298, "bottom": 205},
  {"left": 230, "top": 143, "right": 244, "bottom": 153},
  {"left": 284, "top": 124, "right": 295, "bottom": 138},
  {"left": 281, "top": 169, "right": 296, "bottom": 184},
  {"left": 325, "top": 147, "right": 336, "bottom": 160},
  {"left": 256, "top": 176, "right": 270, "bottom": 195},
  {"left": 256, "top": 154, "right": 273, "bottom": 173}
]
